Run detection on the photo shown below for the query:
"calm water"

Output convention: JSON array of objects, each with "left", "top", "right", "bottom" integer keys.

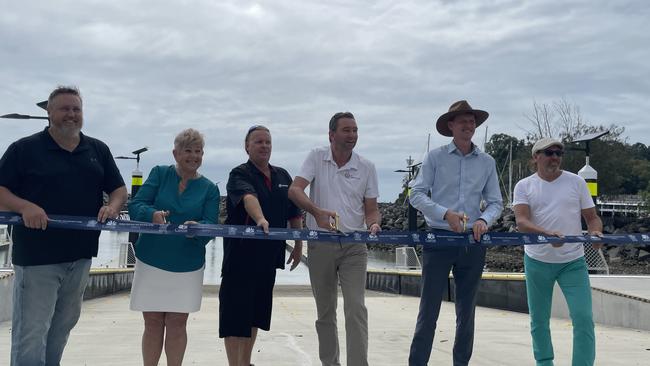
[{"left": 92, "top": 231, "right": 398, "bottom": 285}]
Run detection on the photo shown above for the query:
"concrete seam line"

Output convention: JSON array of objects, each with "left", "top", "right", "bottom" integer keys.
[
  {"left": 592, "top": 287, "right": 650, "bottom": 303},
  {"left": 279, "top": 332, "right": 312, "bottom": 365}
]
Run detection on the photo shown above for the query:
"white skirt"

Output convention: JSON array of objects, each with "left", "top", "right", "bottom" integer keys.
[{"left": 130, "top": 259, "right": 204, "bottom": 313}]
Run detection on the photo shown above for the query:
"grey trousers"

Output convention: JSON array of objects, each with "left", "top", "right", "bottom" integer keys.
[
  {"left": 308, "top": 242, "right": 368, "bottom": 366},
  {"left": 11, "top": 259, "right": 92, "bottom": 366},
  {"left": 408, "top": 246, "right": 486, "bottom": 366}
]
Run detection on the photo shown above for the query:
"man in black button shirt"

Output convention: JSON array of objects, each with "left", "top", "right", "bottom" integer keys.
[
  {"left": 219, "top": 125, "right": 303, "bottom": 366},
  {"left": 0, "top": 86, "right": 127, "bottom": 366}
]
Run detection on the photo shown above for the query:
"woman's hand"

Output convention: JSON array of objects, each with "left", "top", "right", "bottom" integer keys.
[
  {"left": 152, "top": 210, "right": 169, "bottom": 224},
  {"left": 183, "top": 220, "right": 198, "bottom": 238}
]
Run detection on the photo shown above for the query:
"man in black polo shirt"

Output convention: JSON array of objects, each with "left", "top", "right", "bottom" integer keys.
[
  {"left": 0, "top": 86, "right": 127, "bottom": 366},
  {"left": 219, "top": 125, "right": 303, "bottom": 366}
]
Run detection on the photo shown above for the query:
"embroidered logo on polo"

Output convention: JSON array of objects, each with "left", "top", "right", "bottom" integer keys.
[
  {"left": 342, "top": 171, "right": 360, "bottom": 180},
  {"left": 278, "top": 184, "right": 289, "bottom": 188}
]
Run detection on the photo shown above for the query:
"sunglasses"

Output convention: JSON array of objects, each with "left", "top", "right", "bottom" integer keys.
[
  {"left": 245, "top": 125, "right": 269, "bottom": 139},
  {"left": 541, "top": 149, "right": 564, "bottom": 157}
]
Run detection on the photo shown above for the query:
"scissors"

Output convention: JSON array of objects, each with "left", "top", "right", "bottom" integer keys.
[
  {"left": 461, "top": 212, "right": 469, "bottom": 232},
  {"left": 329, "top": 214, "right": 347, "bottom": 236},
  {"left": 161, "top": 210, "right": 171, "bottom": 224}
]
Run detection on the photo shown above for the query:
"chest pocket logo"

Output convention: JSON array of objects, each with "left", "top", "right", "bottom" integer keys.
[{"left": 343, "top": 171, "right": 360, "bottom": 180}]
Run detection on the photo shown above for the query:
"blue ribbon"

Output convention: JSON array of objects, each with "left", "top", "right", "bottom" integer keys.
[{"left": 1, "top": 211, "right": 648, "bottom": 247}]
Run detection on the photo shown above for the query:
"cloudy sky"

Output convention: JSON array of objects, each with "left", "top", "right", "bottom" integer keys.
[{"left": 1, "top": 0, "right": 649, "bottom": 201}]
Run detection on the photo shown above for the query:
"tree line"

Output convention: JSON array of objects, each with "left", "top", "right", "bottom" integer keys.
[{"left": 485, "top": 99, "right": 650, "bottom": 204}]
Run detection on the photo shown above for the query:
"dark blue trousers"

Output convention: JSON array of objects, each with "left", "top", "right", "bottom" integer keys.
[{"left": 408, "top": 246, "right": 486, "bottom": 366}]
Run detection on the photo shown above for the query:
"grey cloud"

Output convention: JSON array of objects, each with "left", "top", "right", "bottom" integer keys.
[{"left": 1, "top": 0, "right": 649, "bottom": 201}]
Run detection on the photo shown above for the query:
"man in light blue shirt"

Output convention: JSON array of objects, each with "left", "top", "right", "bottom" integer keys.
[{"left": 408, "top": 100, "right": 503, "bottom": 366}]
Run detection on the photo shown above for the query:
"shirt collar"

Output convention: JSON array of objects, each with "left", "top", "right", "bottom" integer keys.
[
  {"left": 324, "top": 147, "right": 359, "bottom": 170},
  {"left": 246, "top": 159, "right": 277, "bottom": 175},
  {"left": 446, "top": 141, "right": 479, "bottom": 156},
  {"left": 41, "top": 127, "right": 89, "bottom": 152}
]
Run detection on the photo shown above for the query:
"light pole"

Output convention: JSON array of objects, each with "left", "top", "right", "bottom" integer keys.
[
  {"left": 115, "top": 147, "right": 148, "bottom": 198},
  {"left": 395, "top": 156, "right": 422, "bottom": 232},
  {"left": 116, "top": 147, "right": 148, "bottom": 264},
  {"left": 571, "top": 131, "right": 609, "bottom": 205},
  {"left": 1, "top": 100, "right": 49, "bottom": 121}
]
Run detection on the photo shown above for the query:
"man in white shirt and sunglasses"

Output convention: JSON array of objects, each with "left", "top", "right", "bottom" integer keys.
[{"left": 513, "top": 137, "right": 603, "bottom": 366}]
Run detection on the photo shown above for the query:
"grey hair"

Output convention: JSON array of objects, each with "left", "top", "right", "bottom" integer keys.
[
  {"left": 174, "top": 128, "right": 205, "bottom": 150},
  {"left": 47, "top": 86, "right": 82, "bottom": 110}
]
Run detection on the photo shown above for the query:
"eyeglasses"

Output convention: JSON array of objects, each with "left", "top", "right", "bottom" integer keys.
[{"left": 541, "top": 149, "right": 564, "bottom": 157}]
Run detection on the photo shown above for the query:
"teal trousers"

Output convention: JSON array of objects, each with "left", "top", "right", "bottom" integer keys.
[{"left": 524, "top": 255, "right": 595, "bottom": 366}]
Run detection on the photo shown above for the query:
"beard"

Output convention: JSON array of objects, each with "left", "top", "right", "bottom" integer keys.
[{"left": 53, "top": 121, "right": 82, "bottom": 138}]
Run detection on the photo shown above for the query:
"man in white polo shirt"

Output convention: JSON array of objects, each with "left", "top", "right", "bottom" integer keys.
[{"left": 289, "top": 111, "right": 381, "bottom": 366}]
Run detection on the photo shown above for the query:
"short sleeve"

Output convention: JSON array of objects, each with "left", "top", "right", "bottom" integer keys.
[
  {"left": 226, "top": 166, "right": 256, "bottom": 207},
  {"left": 297, "top": 149, "right": 318, "bottom": 182},
  {"left": 0, "top": 142, "right": 21, "bottom": 191},
  {"left": 98, "top": 141, "right": 126, "bottom": 193},
  {"left": 512, "top": 180, "right": 528, "bottom": 207},
  {"left": 282, "top": 169, "right": 301, "bottom": 219},
  {"left": 364, "top": 161, "right": 379, "bottom": 199},
  {"left": 578, "top": 177, "right": 595, "bottom": 209}
]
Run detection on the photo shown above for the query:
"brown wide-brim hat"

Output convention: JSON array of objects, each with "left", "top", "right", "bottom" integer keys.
[{"left": 436, "top": 100, "right": 489, "bottom": 137}]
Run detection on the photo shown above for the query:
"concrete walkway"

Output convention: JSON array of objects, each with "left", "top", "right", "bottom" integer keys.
[
  {"left": 1, "top": 286, "right": 648, "bottom": 365},
  {"left": 590, "top": 275, "right": 650, "bottom": 300}
]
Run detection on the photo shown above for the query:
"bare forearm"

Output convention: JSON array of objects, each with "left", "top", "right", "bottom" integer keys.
[
  {"left": 243, "top": 194, "right": 266, "bottom": 224},
  {"left": 106, "top": 186, "right": 127, "bottom": 211},
  {"left": 289, "top": 216, "right": 303, "bottom": 246},
  {"left": 365, "top": 207, "right": 381, "bottom": 226},
  {"left": 516, "top": 217, "right": 549, "bottom": 235},
  {"left": 586, "top": 216, "right": 603, "bottom": 233},
  {"left": 289, "top": 216, "right": 303, "bottom": 230},
  {"left": 0, "top": 186, "right": 37, "bottom": 214},
  {"left": 288, "top": 186, "right": 320, "bottom": 216}
]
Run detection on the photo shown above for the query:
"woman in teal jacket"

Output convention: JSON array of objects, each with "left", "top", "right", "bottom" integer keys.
[{"left": 128, "top": 128, "right": 219, "bottom": 366}]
